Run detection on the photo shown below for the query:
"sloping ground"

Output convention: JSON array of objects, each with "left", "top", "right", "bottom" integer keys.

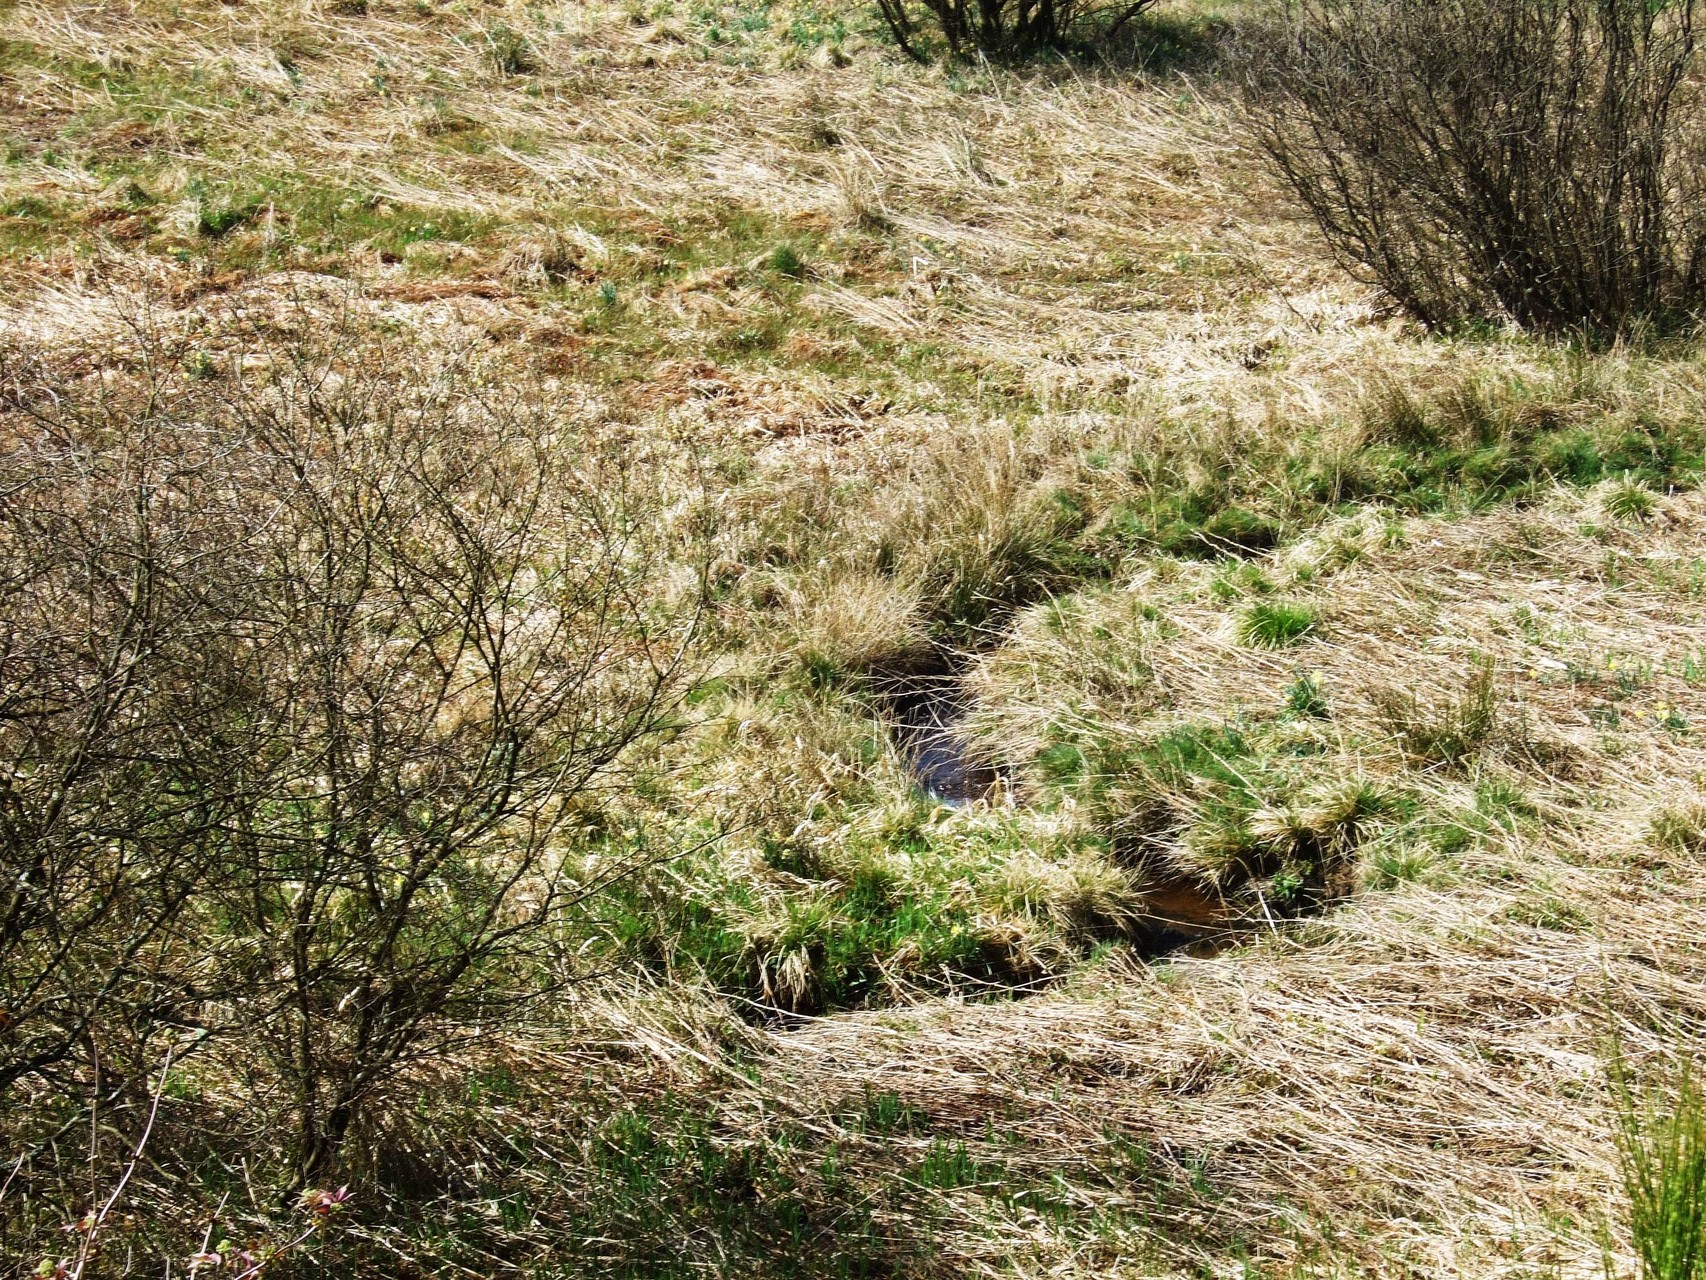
[
  {"left": 0, "top": 0, "right": 1465, "bottom": 406},
  {"left": 4, "top": 1, "right": 1706, "bottom": 1277},
  {"left": 751, "top": 490, "right": 1706, "bottom": 1275},
  {"left": 316, "top": 492, "right": 1706, "bottom": 1279}
]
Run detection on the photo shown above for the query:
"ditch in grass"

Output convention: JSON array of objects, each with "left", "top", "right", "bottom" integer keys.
[
  {"left": 594, "top": 632, "right": 1479, "bottom": 1023},
  {"left": 596, "top": 392, "right": 1693, "bottom": 1025}
]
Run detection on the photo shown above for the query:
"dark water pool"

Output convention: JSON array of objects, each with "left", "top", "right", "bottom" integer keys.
[{"left": 886, "top": 676, "right": 1001, "bottom": 806}]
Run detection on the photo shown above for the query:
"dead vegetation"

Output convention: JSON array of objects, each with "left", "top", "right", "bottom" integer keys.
[{"left": 3, "top": 1, "right": 1706, "bottom": 1277}]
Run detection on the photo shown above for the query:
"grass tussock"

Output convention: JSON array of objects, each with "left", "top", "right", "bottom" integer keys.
[
  {"left": 1373, "top": 655, "right": 1502, "bottom": 767},
  {"left": 1610, "top": 1042, "right": 1706, "bottom": 1280},
  {"left": 1236, "top": 599, "right": 1319, "bottom": 648}
]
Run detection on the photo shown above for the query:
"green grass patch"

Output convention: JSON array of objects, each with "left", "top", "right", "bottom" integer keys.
[
  {"left": 481, "top": 24, "right": 541, "bottom": 74},
  {"left": 1236, "top": 601, "right": 1319, "bottom": 648},
  {"left": 1093, "top": 379, "right": 1705, "bottom": 584},
  {"left": 598, "top": 844, "right": 995, "bottom": 1015},
  {"left": 1608, "top": 1043, "right": 1706, "bottom": 1280},
  {"left": 1283, "top": 672, "right": 1330, "bottom": 719}
]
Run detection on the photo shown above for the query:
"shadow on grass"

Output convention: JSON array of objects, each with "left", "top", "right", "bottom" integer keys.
[
  {"left": 898, "top": 11, "right": 1232, "bottom": 81},
  {"left": 1086, "top": 11, "right": 1232, "bottom": 77}
]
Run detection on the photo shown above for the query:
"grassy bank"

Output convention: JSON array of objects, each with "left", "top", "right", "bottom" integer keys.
[{"left": 3, "top": 1, "right": 1705, "bottom": 1276}]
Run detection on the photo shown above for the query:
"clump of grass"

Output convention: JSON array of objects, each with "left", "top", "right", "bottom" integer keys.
[
  {"left": 1374, "top": 655, "right": 1500, "bottom": 766},
  {"left": 1476, "top": 778, "right": 1535, "bottom": 820},
  {"left": 1363, "top": 379, "right": 1440, "bottom": 449},
  {"left": 1175, "top": 775, "right": 1396, "bottom": 905},
  {"left": 1606, "top": 474, "right": 1660, "bottom": 524},
  {"left": 1284, "top": 672, "right": 1330, "bottom": 719},
  {"left": 1236, "top": 600, "right": 1319, "bottom": 648},
  {"left": 1111, "top": 498, "right": 1284, "bottom": 561},
  {"left": 484, "top": 24, "right": 540, "bottom": 74},
  {"left": 1366, "top": 841, "right": 1431, "bottom": 889},
  {"left": 785, "top": 570, "right": 931, "bottom": 686},
  {"left": 861, "top": 431, "right": 1100, "bottom": 639},
  {"left": 1084, "top": 718, "right": 1395, "bottom": 912},
  {"left": 197, "top": 200, "right": 254, "bottom": 237},
  {"left": 767, "top": 243, "right": 806, "bottom": 278},
  {"left": 1651, "top": 800, "right": 1706, "bottom": 854},
  {"left": 737, "top": 864, "right": 996, "bottom": 1013},
  {"left": 1608, "top": 1043, "right": 1706, "bottom": 1280}
]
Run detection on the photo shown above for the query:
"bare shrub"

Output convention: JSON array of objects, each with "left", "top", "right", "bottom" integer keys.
[
  {"left": 0, "top": 303, "right": 696, "bottom": 1182},
  {"left": 874, "top": 0, "right": 1161, "bottom": 61},
  {"left": 1236, "top": 0, "right": 1706, "bottom": 335},
  {"left": 0, "top": 345, "right": 251, "bottom": 1101}
]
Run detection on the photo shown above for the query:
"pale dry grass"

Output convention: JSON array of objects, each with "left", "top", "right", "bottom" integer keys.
[
  {"left": 551, "top": 491, "right": 1706, "bottom": 1276},
  {"left": 6, "top": 2, "right": 1706, "bottom": 1277},
  {"left": 508, "top": 817, "right": 1704, "bottom": 1278},
  {"left": 1135, "top": 490, "right": 1706, "bottom": 775},
  {"left": 784, "top": 568, "right": 933, "bottom": 674},
  {"left": 918, "top": 489, "right": 1706, "bottom": 1270},
  {"left": 969, "top": 489, "right": 1706, "bottom": 776},
  {"left": 0, "top": 0, "right": 1555, "bottom": 419}
]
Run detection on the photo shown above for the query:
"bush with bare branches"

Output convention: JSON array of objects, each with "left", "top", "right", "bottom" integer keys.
[
  {"left": 0, "top": 306, "right": 697, "bottom": 1188},
  {"left": 1236, "top": 0, "right": 1706, "bottom": 335},
  {"left": 874, "top": 0, "right": 1161, "bottom": 60}
]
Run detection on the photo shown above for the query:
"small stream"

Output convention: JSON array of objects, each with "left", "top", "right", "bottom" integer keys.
[
  {"left": 882, "top": 665, "right": 1234, "bottom": 956},
  {"left": 884, "top": 672, "right": 1001, "bottom": 807}
]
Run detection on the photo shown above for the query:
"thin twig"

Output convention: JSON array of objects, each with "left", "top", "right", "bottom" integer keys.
[{"left": 69, "top": 1046, "right": 173, "bottom": 1280}]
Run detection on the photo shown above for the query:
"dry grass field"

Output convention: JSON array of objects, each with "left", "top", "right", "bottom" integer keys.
[{"left": 3, "top": 0, "right": 1706, "bottom": 1276}]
